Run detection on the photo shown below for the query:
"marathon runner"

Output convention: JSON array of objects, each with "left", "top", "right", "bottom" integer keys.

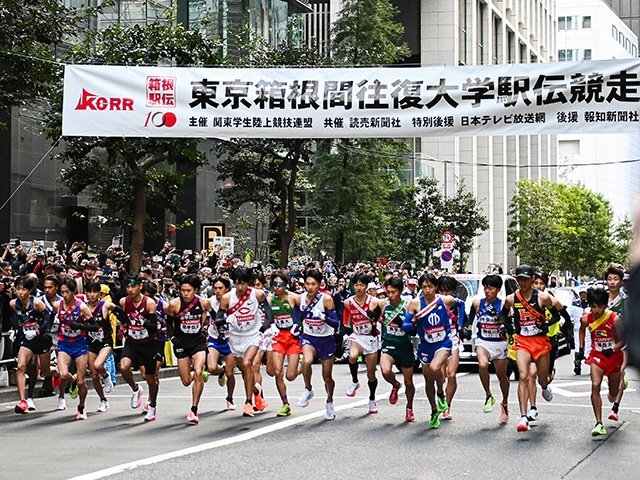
[
  {"left": 580, "top": 287, "right": 624, "bottom": 436},
  {"left": 165, "top": 274, "right": 212, "bottom": 424},
  {"left": 297, "top": 269, "right": 339, "bottom": 421},
  {"left": 343, "top": 272, "right": 384, "bottom": 414},
  {"left": 604, "top": 264, "right": 627, "bottom": 421},
  {"left": 380, "top": 276, "right": 416, "bottom": 422}
]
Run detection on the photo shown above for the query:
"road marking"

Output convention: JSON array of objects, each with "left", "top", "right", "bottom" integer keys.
[
  {"left": 549, "top": 379, "right": 635, "bottom": 398},
  {"left": 67, "top": 379, "right": 432, "bottom": 480}
]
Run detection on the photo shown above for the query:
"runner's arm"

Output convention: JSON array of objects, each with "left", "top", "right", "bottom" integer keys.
[
  {"left": 578, "top": 314, "right": 588, "bottom": 359},
  {"left": 324, "top": 294, "right": 339, "bottom": 329},
  {"left": 259, "top": 298, "right": 274, "bottom": 332},
  {"left": 402, "top": 312, "right": 416, "bottom": 335}
]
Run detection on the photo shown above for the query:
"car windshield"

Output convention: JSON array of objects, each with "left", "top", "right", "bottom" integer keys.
[{"left": 456, "top": 279, "right": 479, "bottom": 302}]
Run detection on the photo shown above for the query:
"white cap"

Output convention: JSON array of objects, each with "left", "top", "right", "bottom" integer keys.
[{"left": 367, "top": 282, "right": 378, "bottom": 290}]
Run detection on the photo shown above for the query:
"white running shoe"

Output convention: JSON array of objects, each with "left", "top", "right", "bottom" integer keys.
[
  {"left": 368, "top": 400, "right": 379, "bottom": 414},
  {"left": 102, "top": 374, "right": 114, "bottom": 394},
  {"left": 144, "top": 405, "right": 157, "bottom": 422},
  {"left": 297, "top": 388, "right": 314, "bottom": 407},
  {"left": 527, "top": 407, "right": 539, "bottom": 421},
  {"left": 325, "top": 402, "right": 336, "bottom": 421},
  {"left": 57, "top": 398, "right": 66, "bottom": 411},
  {"left": 97, "top": 400, "right": 109, "bottom": 412},
  {"left": 346, "top": 382, "right": 360, "bottom": 397},
  {"left": 542, "top": 387, "right": 553, "bottom": 402},
  {"left": 26, "top": 398, "right": 36, "bottom": 411},
  {"left": 131, "top": 386, "right": 143, "bottom": 409}
]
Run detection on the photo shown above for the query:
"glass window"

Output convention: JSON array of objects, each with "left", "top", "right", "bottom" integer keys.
[
  {"left": 583, "top": 49, "right": 591, "bottom": 60},
  {"left": 582, "top": 16, "right": 591, "bottom": 28},
  {"left": 558, "top": 16, "right": 566, "bottom": 30},
  {"left": 612, "top": 25, "right": 618, "bottom": 39},
  {"left": 558, "top": 49, "right": 572, "bottom": 62}
]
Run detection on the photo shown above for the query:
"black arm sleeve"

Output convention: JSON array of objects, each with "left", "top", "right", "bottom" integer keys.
[
  {"left": 143, "top": 313, "right": 158, "bottom": 335},
  {"left": 165, "top": 315, "right": 176, "bottom": 338},
  {"left": 214, "top": 308, "right": 227, "bottom": 328},
  {"left": 547, "top": 307, "right": 561, "bottom": 326},
  {"left": 560, "top": 307, "right": 571, "bottom": 324},
  {"left": 112, "top": 305, "right": 127, "bottom": 325},
  {"left": 260, "top": 299, "right": 274, "bottom": 330},
  {"left": 468, "top": 305, "right": 477, "bottom": 325}
]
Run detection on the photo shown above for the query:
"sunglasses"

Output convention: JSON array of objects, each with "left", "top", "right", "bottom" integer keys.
[{"left": 272, "top": 281, "right": 286, "bottom": 287}]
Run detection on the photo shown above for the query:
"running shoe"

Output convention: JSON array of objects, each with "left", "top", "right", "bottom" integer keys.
[
  {"left": 97, "top": 400, "right": 109, "bottom": 413},
  {"left": 324, "top": 402, "right": 336, "bottom": 421},
  {"left": 76, "top": 410, "right": 87, "bottom": 421},
  {"left": 226, "top": 399, "right": 236, "bottom": 411},
  {"left": 517, "top": 416, "right": 530, "bottom": 432},
  {"left": 389, "top": 384, "right": 401, "bottom": 405},
  {"left": 201, "top": 369, "right": 209, "bottom": 383},
  {"left": 276, "top": 404, "right": 292, "bottom": 417},
  {"left": 527, "top": 407, "right": 539, "bottom": 421},
  {"left": 368, "top": 400, "right": 379, "bottom": 414},
  {"left": 591, "top": 423, "right": 607, "bottom": 436},
  {"left": 541, "top": 386, "right": 553, "bottom": 402},
  {"left": 14, "top": 400, "right": 28, "bottom": 414},
  {"left": 243, "top": 402, "right": 255, "bottom": 417},
  {"left": 483, "top": 395, "right": 496, "bottom": 413},
  {"left": 429, "top": 411, "right": 441, "bottom": 429},
  {"left": 142, "top": 401, "right": 150, "bottom": 414},
  {"left": 69, "top": 376, "right": 79, "bottom": 400},
  {"left": 499, "top": 402, "right": 509, "bottom": 425},
  {"left": 130, "top": 386, "right": 143, "bottom": 409},
  {"left": 102, "top": 374, "right": 114, "bottom": 394},
  {"left": 187, "top": 410, "right": 200, "bottom": 425},
  {"left": 405, "top": 408, "right": 415, "bottom": 422},
  {"left": 441, "top": 408, "right": 453, "bottom": 420},
  {"left": 57, "top": 398, "right": 66, "bottom": 411},
  {"left": 346, "top": 382, "right": 360, "bottom": 397},
  {"left": 254, "top": 384, "right": 267, "bottom": 412},
  {"left": 608, "top": 410, "right": 619, "bottom": 421},
  {"left": 26, "top": 398, "right": 36, "bottom": 411},
  {"left": 436, "top": 394, "right": 448, "bottom": 414},
  {"left": 218, "top": 371, "right": 227, "bottom": 387},
  {"left": 297, "top": 388, "right": 314, "bottom": 407},
  {"left": 623, "top": 373, "right": 629, "bottom": 390},
  {"left": 144, "top": 405, "right": 157, "bottom": 422}
]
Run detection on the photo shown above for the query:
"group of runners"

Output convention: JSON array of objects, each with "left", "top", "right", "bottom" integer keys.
[{"left": 6, "top": 261, "right": 629, "bottom": 436}]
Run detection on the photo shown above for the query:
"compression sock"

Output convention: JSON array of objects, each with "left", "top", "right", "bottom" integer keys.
[
  {"left": 191, "top": 405, "right": 198, "bottom": 415},
  {"left": 612, "top": 402, "right": 619, "bottom": 413},
  {"left": 349, "top": 362, "right": 359, "bottom": 383},
  {"left": 368, "top": 379, "right": 378, "bottom": 400}
]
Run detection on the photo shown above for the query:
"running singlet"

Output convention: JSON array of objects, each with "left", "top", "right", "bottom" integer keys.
[
  {"left": 15, "top": 297, "right": 47, "bottom": 340},
  {"left": 300, "top": 292, "right": 333, "bottom": 337},
  {"left": 174, "top": 297, "right": 204, "bottom": 338},
  {"left": 512, "top": 289, "right": 546, "bottom": 337},
  {"left": 271, "top": 295, "right": 294, "bottom": 330},
  {"left": 382, "top": 299, "right": 408, "bottom": 338},
  {"left": 155, "top": 297, "right": 167, "bottom": 342},
  {"left": 415, "top": 295, "right": 451, "bottom": 344},
  {"left": 475, "top": 298, "right": 504, "bottom": 342},
  {"left": 124, "top": 296, "right": 154, "bottom": 344},
  {"left": 87, "top": 300, "right": 112, "bottom": 343},
  {"left": 608, "top": 293, "right": 626, "bottom": 320},
  {"left": 39, "top": 294, "right": 62, "bottom": 314},
  {"left": 227, "top": 288, "right": 261, "bottom": 336},
  {"left": 587, "top": 310, "right": 619, "bottom": 353},
  {"left": 347, "top": 295, "right": 376, "bottom": 335},
  {"left": 57, "top": 299, "right": 85, "bottom": 342}
]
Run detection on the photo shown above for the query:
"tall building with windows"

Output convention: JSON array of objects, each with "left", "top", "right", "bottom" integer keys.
[
  {"left": 602, "top": 0, "right": 640, "bottom": 49},
  {"left": 420, "top": 0, "right": 558, "bottom": 272},
  {"left": 556, "top": 0, "right": 640, "bottom": 221}
]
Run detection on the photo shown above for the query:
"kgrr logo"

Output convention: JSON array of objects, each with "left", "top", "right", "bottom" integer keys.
[
  {"left": 75, "top": 89, "right": 134, "bottom": 111},
  {"left": 144, "top": 111, "right": 177, "bottom": 128}
]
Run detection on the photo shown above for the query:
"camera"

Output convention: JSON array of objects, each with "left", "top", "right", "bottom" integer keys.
[{"left": 1, "top": 276, "right": 13, "bottom": 290}]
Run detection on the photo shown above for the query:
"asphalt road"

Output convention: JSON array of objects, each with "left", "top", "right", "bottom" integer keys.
[{"left": 2, "top": 355, "right": 639, "bottom": 480}]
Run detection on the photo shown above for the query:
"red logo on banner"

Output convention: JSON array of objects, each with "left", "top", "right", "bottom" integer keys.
[
  {"left": 145, "top": 111, "right": 177, "bottom": 128},
  {"left": 146, "top": 76, "right": 176, "bottom": 107},
  {"left": 75, "top": 89, "right": 134, "bottom": 111}
]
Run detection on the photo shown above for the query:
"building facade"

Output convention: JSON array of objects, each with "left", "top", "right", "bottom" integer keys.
[
  {"left": 556, "top": 0, "right": 640, "bottom": 221},
  {"left": 420, "top": 0, "right": 558, "bottom": 272},
  {"left": 602, "top": 0, "right": 640, "bottom": 49}
]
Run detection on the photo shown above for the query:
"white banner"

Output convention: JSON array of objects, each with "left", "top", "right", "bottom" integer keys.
[
  {"left": 62, "top": 59, "right": 640, "bottom": 138},
  {"left": 212, "top": 236, "right": 234, "bottom": 257}
]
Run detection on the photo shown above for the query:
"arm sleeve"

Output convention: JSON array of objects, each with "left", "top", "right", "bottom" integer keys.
[
  {"left": 325, "top": 309, "right": 339, "bottom": 329},
  {"left": 260, "top": 299, "right": 274, "bottom": 330},
  {"left": 293, "top": 305, "right": 301, "bottom": 327},
  {"left": 143, "top": 313, "right": 158, "bottom": 335},
  {"left": 559, "top": 307, "right": 571, "bottom": 324},
  {"left": 468, "top": 305, "right": 477, "bottom": 325},
  {"left": 547, "top": 306, "right": 561, "bottom": 325},
  {"left": 457, "top": 299, "right": 467, "bottom": 328},
  {"left": 165, "top": 315, "right": 176, "bottom": 338},
  {"left": 214, "top": 308, "right": 227, "bottom": 328},
  {"left": 402, "top": 313, "right": 416, "bottom": 334},
  {"left": 112, "top": 305, "right": 127, "bottom": 325}
]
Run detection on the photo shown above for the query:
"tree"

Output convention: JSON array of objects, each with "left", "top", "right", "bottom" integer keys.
[
  {"left": 213, "top": 29, "right": 330, "bottom": 267},
  {"left": 44, "top": 22, "right": 224, "bottom": 272},
  {"left": 310, "top": 0, "right": 411, "bottom": 262},
  {"left": 611, "top": 216, "right": 633, "bottom": 267}
]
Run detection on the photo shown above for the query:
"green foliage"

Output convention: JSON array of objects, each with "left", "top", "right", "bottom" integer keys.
[{"left": 508, "top": 179, "right": 621, "bottom": 276}]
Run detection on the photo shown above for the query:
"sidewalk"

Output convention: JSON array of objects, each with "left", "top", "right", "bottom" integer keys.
[{"left": 0, "top": 366, "right": 180, "bottom": 404}]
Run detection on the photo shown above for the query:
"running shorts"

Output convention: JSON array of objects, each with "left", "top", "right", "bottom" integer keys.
[
  {"left": 381, "top": 338, "right": 415, "bottom": 369},
  {"left": 474, "top": 338, "right": 508, "bottom": 361},
  {"left": 301, "top": 333, "right": 336, "bottom": 361},
  {"left": 259, "top": 330, "right": 274, "bottom": 352},
  {"left": 586, "top": 351, "right": 624, "bottom": 376},
  {"left": 514, "top": 334, "right": 551, "bottom": 361},
  {"left": 449, "top": 332, "right": 464, "bottom": 352},
  {"left": 154, "top": 341, "right": 165, "bottom": 362},
  {"left": 207, "top": 336, "right": 232, "bottom": 357},
  {"left": 417, "top": 337, "right": 452, "bottom": 365},
  {"left": 271, "top": 330, "right": 302, "bottom": 356},
  {"left": 122, "top": 340, "right": 158, "bottom": 376},
  {"left": 228, "top": 332, "right": 262, "bottom": 358},
  {"left": 58, "top": 338, "right": 89, "bottom": 359},
  {"left": 172, "top": 334, "right": 207, "bottom": 359},
  {"left": 21, "top": 334, "right": 53, "bottom": 355},
  {"left": 89, "top": 338, "right": 113, "bottom": 355},
  {"left": 349, "top": 333, "right": 380, "bottom": 356}
]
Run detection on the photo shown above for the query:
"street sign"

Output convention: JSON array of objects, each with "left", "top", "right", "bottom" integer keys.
[
  {"left": 441, "top": 249, "right": 454, "bottom": 271},
  {"left": 441, "top": 231, "right": 453, "bottom": 243}
]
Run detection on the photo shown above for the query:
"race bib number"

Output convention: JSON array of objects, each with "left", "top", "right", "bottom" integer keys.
[
  {"left": 354, "top": 322, "right": 373, "bottom": 335},
  {"left": 128, "top": 325, "right": 149, "bottom": 340},
  {"left": 385, "top": 325, "right": 405, "bottom": 337},
  {"left": 180, "top": 319, "right": 201, "bottom": 334},
  {"left": 61, "top": 325, "right": 81, "bottom": 338},
  {"left": 479, "top": 321, "right": 501, "bottom": 339},
  {"left": 425, "top": 328, "right": 446, "bottom": 343},
  {"left": 89, "top": 330, "right": 105, "bottom": 342}
]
